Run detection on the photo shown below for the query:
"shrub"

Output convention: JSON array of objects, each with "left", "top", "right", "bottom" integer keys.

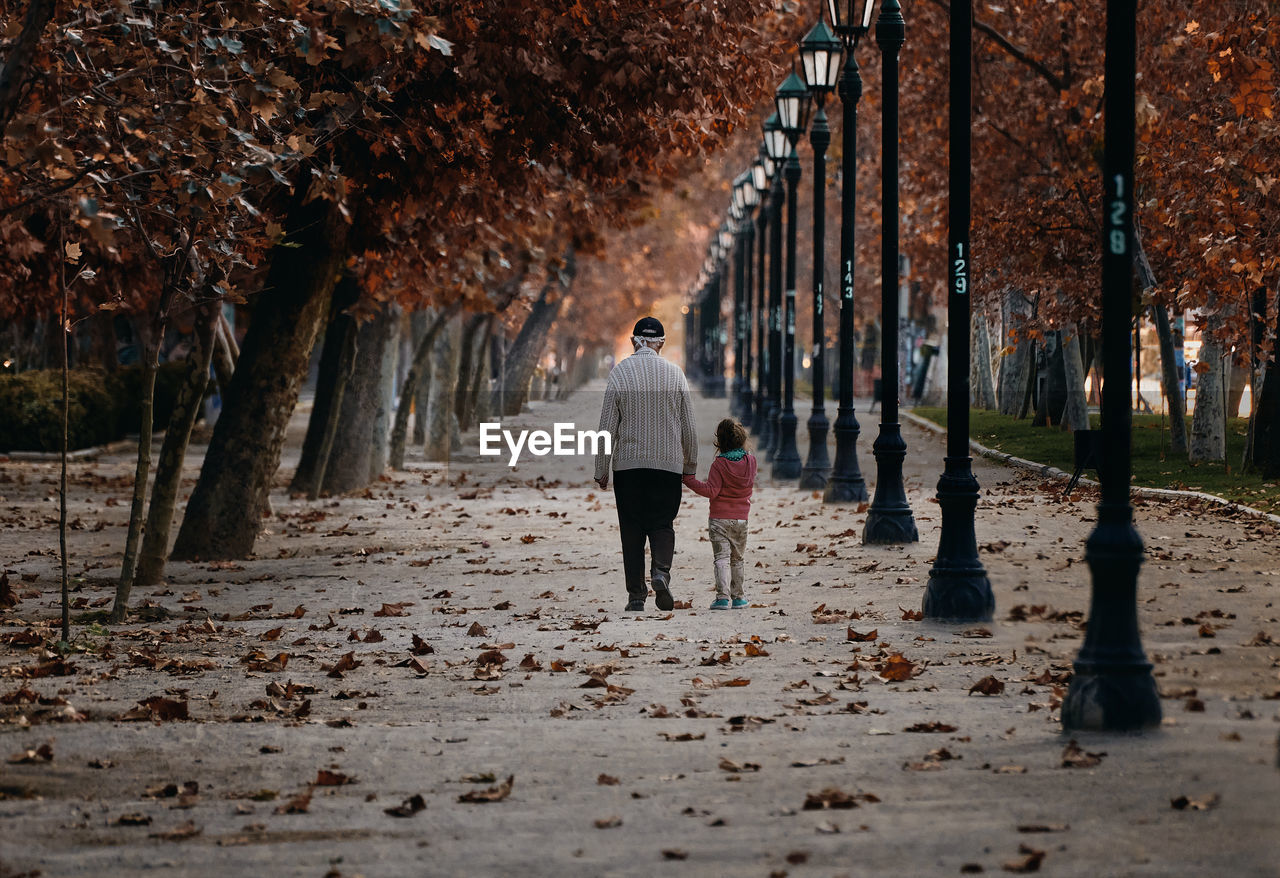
[{"left": 0, "top": 362, "right": 194, "bottom": 452}]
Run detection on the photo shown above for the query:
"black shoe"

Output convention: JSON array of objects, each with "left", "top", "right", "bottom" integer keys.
[
  {"left": 625, "top": 599, "right": 645, "bottom": 612},
  {"left": 652, "top": 585, "right": 674, "bottom": 612}
]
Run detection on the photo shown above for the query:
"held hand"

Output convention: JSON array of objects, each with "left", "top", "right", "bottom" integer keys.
[{"left": 596, "top": 476, "right": 609, "bottom": 490}]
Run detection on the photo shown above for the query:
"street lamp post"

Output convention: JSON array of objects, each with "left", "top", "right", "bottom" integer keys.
[
  {"left": 923, "top": 0, "right": 994, "bottom": 620},
  {"left": 773, "top": 72, "right": 811, "bottom": 481},
  {"left": 728, "top": 202, "right": 748, "bottom": 417},
  {"left": 823, "top": 0, "right": 874, "bottom": 505},
  {"left": 764, "top": 114, "right": 789, "bottom": 463},
  {"left": 715, "top": 224, "right": 733, "bottom": 399},
  {"left": 863, "top": 0, "right": 919, "bottom": 545},
  {"left": 737, "top": 173, "right": 761, "bottom": 428},
  {"left": 798, "top": 20, "right": 842, "bottom": 490},
  {"left": 752, "top": 150, "right": 772, "bottom": 447},
  {"left": 1061, "top": 0, "right": 1161, "bottom": 732}
]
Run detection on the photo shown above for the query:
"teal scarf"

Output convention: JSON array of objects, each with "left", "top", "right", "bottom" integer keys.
[{"left": 718, "top": 448, "right": 747, "bottom": 461}]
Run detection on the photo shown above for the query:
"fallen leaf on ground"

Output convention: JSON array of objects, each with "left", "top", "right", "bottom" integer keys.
[
  {"left": 315, "top": 770, "right": 355, "bottom": 786},
  {"left": 116, "top": 813, "right": 152, "bottom": 826},
  {"left": 120, "top": 696, "right": 189, "bottom": 722},
  {"left": 384, "top": 794, "right": 426, "bottom": 817},
  {"left": 1002, "top": 844, "right": 1045, "bottom": 872},
  {"left": 1060, "top": 739, "right": 1105, "bottom": 769},
  {"left": 1017, "top": 823, "right": 1069, "bottom": 833},
  {"left": 457, "top": 775, "right": 513, "bottom": 803},
  {"left": 410, "top": 634, "right": 435, "bottom": 655},
  {"left": 661, "top": 850, "right": 689, "bottom": 860},
  {"left": 7, "top": 742, "right": 53, "bottom": 764},
  {"left": 660, "top": 732, "right": 706, "bottom": 742},
  {"left": 879, "top": 653, "right": 919, "bottom": 682},
  {"left": 274, "top": 787, "right": 314, "bottom": 814},
  {"left": 373, "top": 602, "right": 412, "bottom": 617},
  {"left": 718, "top": 758, "right": 760, "bottom": 773},
  {"left": 466, "top": 622, "right": 487, "bottom": 637},
  {"left": 847, "top": 628, "right": 878, "bottom": 642},
  {"left": 803, "top": 787, "right": 878, "bottom": 810},
  {"left": 323, "top": 652, "right": 361, "bottom": 678},
  {"left": 903, "top": 721, "right": 957, "bottom": 733},
  {"left": 969, "top": 676, "right": 1006, "bottom": 696},
  {"left": 1170, "top": 793, "right": 1219, "bottom": 811},
  {"left": 149, "top": 821, "right": 201, "bottom": 841},
  {"left": 597, "top": 774, "right": 620, "bottom": 786},
  {"left": 594, "top": 816, "right": 623, "bottom": 829}
]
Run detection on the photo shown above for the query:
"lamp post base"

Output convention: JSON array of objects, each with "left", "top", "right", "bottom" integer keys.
[
  {"left": 798, "top": 409, "right": 830, "bottom": 490},
  {"left": 823, "top": 407, "right": 868, "bottom": 503},
  {"left": 863, "top": 423, "right": 918, "bottom": 544},
  {"left": 772, "top": 410, "right": 802, "bottom": 480},
  {"left": 1061, "top": 515, "right": 1162, "bottom": 731},
  {"left": 923, "top": 457, "right": 993, "bottom": 621},
  {"left": 765, "top": 405, "right": 781, "bottom": 462}
]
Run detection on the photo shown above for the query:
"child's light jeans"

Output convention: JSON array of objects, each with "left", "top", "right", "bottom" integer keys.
[{"left": 708, "top": 518, "right": 748, "bottom": 599}]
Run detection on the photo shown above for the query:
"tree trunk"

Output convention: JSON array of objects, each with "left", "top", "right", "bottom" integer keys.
[
  {"left": 1018, "top": 340, "right": 1038, "bottom": 420},
  {"left": 1059, "top": 323, "right": 1090, "bottom": 431},
  {"left": 129, "top": 301, "right": 217, "bottom": 596},
  {"left": 425, "top": 313, "right": 463, "bottom": 461},
  {"left": 388, "top": 302, "right": 462, "bottom": 470},
  {"left": 1190, "top": 330, "right": 1227, "bottom": 463},
  {"left": 368, "top": 304, "right": 402, "bottom": 480},
  {"left": 0, "top": 0, "right": 57, "bottom": 138},
  {"left": 498, "top": 248, "right": 576, "bottom": 417},
  {"left": 211, "top": 318, "right": 236, "bottom": 396},
  {"left": 1151, "top": 304, "right": 1188, "bottom": 455},
  {"left": 971, "top": 309, "right": 997, "bottom": 410},
  {"left": 114, "top": 350, "right": 158, "bottom": 612},
  {"left": 998, "top": 288, "right": 1033, "bottom": 416},
  {"left": 1227, "top": 354, "right": 1248, "bottom": 419},
  {"left": 1244, "top": 287, "right": 1268, "bottom": 469},
  {"left": 171, "top": 193, "right": 349, "bottom": 561},
  {"left": 290, "top": 275, "right": 360, "bottom": 493},
  {"left": 1250, "top": 293, "right": 1280, "bottom": 477},
  {"left": 321, "top": 304, "right": 398, "bottom": 495},
  {"left": 454, "top": 312, "right": 488, "bottom": 430}
]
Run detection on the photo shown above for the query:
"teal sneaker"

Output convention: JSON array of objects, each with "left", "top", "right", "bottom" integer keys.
[
  {"left": 731, "top": 598, "right": 749, "bottom": 609},
  {"left": 709, "top": 598, "right": 731, "bottom": 610}
]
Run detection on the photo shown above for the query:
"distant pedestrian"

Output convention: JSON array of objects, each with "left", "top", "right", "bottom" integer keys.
[
  {"left": 594, "top": 317, "right": 698, "bottom": 612},
  {"left": 682, "top": 418, "right": 757, "bottom": 610}
]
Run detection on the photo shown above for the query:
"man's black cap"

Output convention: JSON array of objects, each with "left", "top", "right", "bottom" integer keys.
[{"left": 633, "top": 316, "right": 664, "bottom": 338}]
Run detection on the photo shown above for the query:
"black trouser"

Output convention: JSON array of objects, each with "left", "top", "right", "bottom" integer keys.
[{"left": 613, "top": 468, "right": 683, "bottom": 600}]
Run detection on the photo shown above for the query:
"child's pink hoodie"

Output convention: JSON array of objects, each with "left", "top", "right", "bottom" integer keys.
[{"left": 682, "top": 454, "right": 757, "bottom": 519}]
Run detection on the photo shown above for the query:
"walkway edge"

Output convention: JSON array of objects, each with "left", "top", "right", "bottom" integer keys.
[{"left": 901, "top": 409, "right": 1280, "bottom": 526}]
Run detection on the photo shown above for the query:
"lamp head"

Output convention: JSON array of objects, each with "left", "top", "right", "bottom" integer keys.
[
  {"left": 800, "top": 20, "right": 842, "bottom": 95},
  {"left": 763, "top": 112, "right": 787, "bottom": 162},
  {"left": 774, "top": 71, "right": 812, "bottom": 140}
]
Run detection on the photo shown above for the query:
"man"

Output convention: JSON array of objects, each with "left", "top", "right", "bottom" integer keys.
[{"left": 595, "top": 317, "right": 698, "bottom": 612}]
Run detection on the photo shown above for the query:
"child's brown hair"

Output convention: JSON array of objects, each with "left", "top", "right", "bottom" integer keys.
[{"left": 714, "top": 418, "right": 748, "bottom": 453}]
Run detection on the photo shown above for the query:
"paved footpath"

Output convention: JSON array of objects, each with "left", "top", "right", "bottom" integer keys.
[{"left": 1, "top": 383, "right": 1277, "bottom": 877}]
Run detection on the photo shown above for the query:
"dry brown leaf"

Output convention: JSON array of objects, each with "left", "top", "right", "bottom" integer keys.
[
  {"left": 597, "top": 774, "right": 620, "bottom": 786},
  {"left": 411, "top": 634, "right": 435, "bottom": 655},
  {"left": 149, "top": 820, "right": 201, "bottom": 841},
  {"left": 274, "top": 787, "right": 313, "bottom": 814},
  {"left": 374, "top": 602, "right": 412, "bottom": 617},
  {"left": 384, "top": 794, "right": 426, "bottom": 817},
  {"left": 968, "top": 676, "right": 1006, "bottom": 696},
  {"left": 1170, "top": 792, "right": 1220, "bottom": 811},
  {"left": 457, "top": 774, "right": 513, "bottom": 803},
  {"left": 1060, "top": 739, "right": 1105, "bottom": 769},
  {"left": 1002, "top": 844, "right": 1045, "bottom": 872},
  {"left": 315, "top": 769, "right": 355, "bottom": 786},
  {"left": 847, "top": 628, "right": 878, "bottom": 642},
  {"left": 594, "top": 815, "right": 623, "bottom": 829}
]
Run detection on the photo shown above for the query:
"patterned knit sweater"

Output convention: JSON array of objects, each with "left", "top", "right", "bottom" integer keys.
[{"left": 594, "top": 347, "right": 699, "bottom": 480}]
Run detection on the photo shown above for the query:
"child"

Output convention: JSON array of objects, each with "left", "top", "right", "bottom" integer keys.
[{"left": 682, "top": 418, "right": 757, "bottom": 610}]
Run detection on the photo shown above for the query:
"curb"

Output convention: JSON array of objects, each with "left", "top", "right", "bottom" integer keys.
[
  {"left": 4, "top": 438, "right": 139, "bottom": 463},
  {"left": 901, "top": 409, "right": 1280, "bottom": 527}
]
